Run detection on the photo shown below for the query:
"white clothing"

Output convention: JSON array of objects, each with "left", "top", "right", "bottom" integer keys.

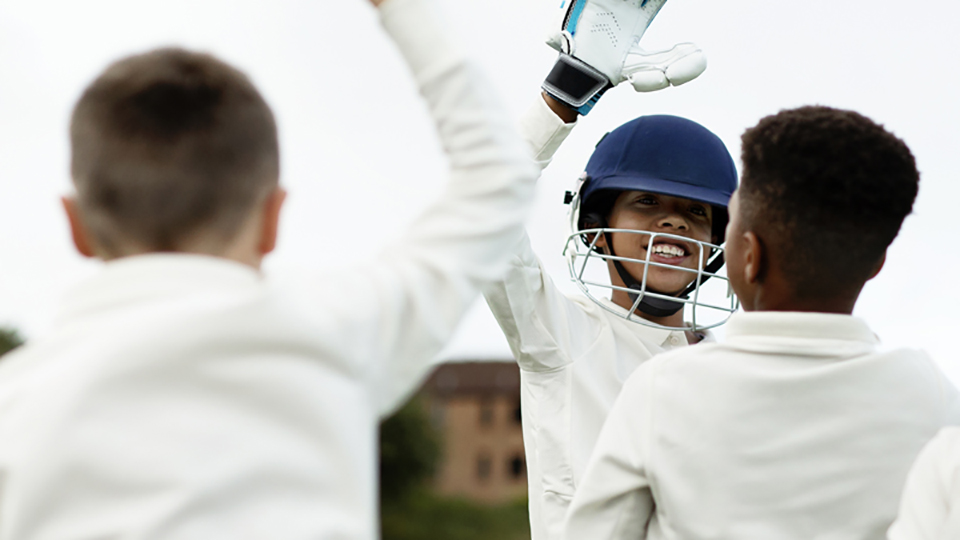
[
  {"left": 484, "top": 97, "right": 702, "bottom": 540},
  {"left": 0, "top": 0, "right": 538, "bottom": 537},
  {"left": 888, "top": 427, "right": 960, "bottom": 540},
  {"left": 565, "top": 311, "right": 960, "bottom": 540}
]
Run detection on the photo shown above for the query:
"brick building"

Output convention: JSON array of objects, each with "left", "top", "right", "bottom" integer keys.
[{"left": 421, "top": 361, "right": 526, "bottom": 504}]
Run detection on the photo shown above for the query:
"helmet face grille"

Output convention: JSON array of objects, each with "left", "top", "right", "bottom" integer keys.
[
  {"left": 564, "top": 209, "right": 739, "bottom": 331},
  {"left": 564, "top": 115, "right": 740, "bottom": 331}
]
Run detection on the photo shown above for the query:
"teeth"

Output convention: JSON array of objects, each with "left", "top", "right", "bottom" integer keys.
[{"left": 652, "top": 244, "right": 685, "bottom": 257}]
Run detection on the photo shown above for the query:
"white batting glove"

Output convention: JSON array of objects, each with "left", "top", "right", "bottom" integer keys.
[{"left": 542, "top": 0, "right": 707, "bottom": 115}]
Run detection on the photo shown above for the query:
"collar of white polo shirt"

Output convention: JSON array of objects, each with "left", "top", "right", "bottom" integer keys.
[
  {"left": 724, "top": 311, "right": 879, "bottom": 358},
  {"left": 55, "top": 254, "right": 263, "bottom": 327}
]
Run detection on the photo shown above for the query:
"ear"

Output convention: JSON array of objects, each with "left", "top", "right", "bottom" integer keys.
[
  {"left": 590, "top": 232, "right": 607, "bottom": 250},
  {"left": 867, "top": 251, "right": 886, "bottom": 281},
  {"left": 742, "top": 231, "right": 765, "bottom": 284},
  {"left": 62, "top": 196, "right": 97, "bottom": 258},
  {"left": 581, "top": 215, "right": 606, "bottom": 250},
  {"left": 258, "top": 187, "right": 287, "bottom": 256}
]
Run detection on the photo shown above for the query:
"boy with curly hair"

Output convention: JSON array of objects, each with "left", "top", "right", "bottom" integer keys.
[{"left": 564, "top": 106, "right": 960, "bottom": 540}]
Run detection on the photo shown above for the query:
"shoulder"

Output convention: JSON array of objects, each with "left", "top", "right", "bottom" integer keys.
[
  {"left": 620, "top": 342, "right": 724, "bottom": 390},
  {"left": 875, "top": 347, "right": 960, "bottom": 407},
  {"left": 648, "top": 340, "right": 726, "bottom": 367},
  {"left": 614, "top": 342, "right": 729, "bottom": 410}
]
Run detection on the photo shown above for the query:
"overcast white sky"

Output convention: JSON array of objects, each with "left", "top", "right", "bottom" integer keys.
[{"left": 2, "top": 0, "right": 960, "bottom": 381}]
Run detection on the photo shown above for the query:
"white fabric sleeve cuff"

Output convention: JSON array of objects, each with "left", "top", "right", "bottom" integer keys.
[{"left": 519, "top": 95, "right": 577, "bottom": 168}]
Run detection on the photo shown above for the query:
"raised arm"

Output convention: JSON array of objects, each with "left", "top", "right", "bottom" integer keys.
[
  {"left": 315, "top": 0, "right": 540, "bottom": 416},
  {"left": 483, "top": 93, "right": 613, "bottom": 373}
]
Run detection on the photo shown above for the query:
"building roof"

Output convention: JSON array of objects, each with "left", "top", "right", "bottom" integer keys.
[{"left": 422, "top": 361, "right": 519, "bottom": 397}]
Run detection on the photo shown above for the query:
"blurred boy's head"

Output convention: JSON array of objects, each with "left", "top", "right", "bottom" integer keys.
[
  {"left": 65, "top": 48, "right": 285, "bottom": 267},
  {"left": 726, "top": 105, "right": 919, "bottom": 313}
]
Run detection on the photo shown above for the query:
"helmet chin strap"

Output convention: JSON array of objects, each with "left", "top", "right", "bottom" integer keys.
[
  {"left": 603, "top": 231, "right": 686, "bottom": 318},
  {"left": 601, "top": 229, "right": 727, "bottom": 319}
]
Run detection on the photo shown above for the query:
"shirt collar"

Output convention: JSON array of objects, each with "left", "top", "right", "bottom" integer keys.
[
  {"left": 724, "top": 311, "right": 879, "bottom": 357},
  {"left": 55, "top": 254, "right": 263, "bottom": 326},
  {"left": 599, "top": 298, "right": 690, "bottom": 347}
]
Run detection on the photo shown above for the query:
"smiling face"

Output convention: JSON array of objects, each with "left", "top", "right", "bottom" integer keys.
[{"left": 596, "top": 190, "right": 715, "bottom": 299}]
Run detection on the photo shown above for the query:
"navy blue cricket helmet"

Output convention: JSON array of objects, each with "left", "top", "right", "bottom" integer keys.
[{"left": 578, "top": 115, "right": 738, "bottom": 242}]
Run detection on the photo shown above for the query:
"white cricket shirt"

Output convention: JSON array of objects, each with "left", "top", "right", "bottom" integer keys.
[
  {"left": 565, "top": 311, "right": 960, "bottom": 540},
  {"left": 0, "top": 0, "right": 539, "bottom": 537},
  {"left": 484, "top": 97, "right": 703, "bottom": 540},
  {"left": 888, "top": 427, "right": 960, "bottom": 540}
]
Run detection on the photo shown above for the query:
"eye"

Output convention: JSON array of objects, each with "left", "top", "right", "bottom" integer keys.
[
  {"left": 635, "top": 195, "right": 658, "bottom": 206},
  {"left": 689, "top": 204, "right": 708, "bottom": 217}
]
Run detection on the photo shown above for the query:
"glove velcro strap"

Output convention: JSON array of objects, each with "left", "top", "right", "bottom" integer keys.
[{"left": 542, "top": 54, "right": 612, "bottom": 115}]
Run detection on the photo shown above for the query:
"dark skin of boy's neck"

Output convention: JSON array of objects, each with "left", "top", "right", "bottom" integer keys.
[
  {"left": 736, "top": 270, "right": 864, "bottom": 315},
  {"left": 731, "top": 230, "right": 877, "bottom": 316},
  {"left": 724, "top": 190, "right": 884, "bottom": 316}
]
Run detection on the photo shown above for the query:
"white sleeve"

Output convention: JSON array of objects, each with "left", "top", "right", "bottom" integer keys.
[
  {"left": 888, "top": 428, "right": 960, "bottom": 540},
  {"left": 314, "top": 0, "right": 539, "bottom": 416},
  {"left": 483, "top": 97, "right": 607, "bottom": 373},
  {"left": 563, "top": 365, "right": 655, "bottom": 540},
  {"left": 520, "top": 95, "right": 577, "bottom": 171}
]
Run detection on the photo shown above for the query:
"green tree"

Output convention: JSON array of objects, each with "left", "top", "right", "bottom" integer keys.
[
  {"left": 379, "top": 395, "right": 531, "bottom": 540},
  {"left": 379, "top": 396, "right": 441, "bottom": 503},
  {"left": 0, "top": 328, "right": 23, "bottom": 358},
  {"left": 381, "top": 494, "right": 531, "bottom": 540}
]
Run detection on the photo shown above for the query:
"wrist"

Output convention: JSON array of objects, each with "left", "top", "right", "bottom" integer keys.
[
  {"left": 541, "top": 54, "right": 611, "bottom": 116},
  {"left": 541, "top": 92, "right": 578, "bottom": 124}
]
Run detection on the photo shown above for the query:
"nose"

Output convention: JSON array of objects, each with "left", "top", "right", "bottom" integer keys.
[{"left": 657, "top": 211, "right": 689, "bottom": 231}]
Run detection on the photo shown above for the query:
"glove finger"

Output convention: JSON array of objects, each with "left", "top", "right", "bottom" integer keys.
[
  {"left": 623, "top": 42, "right": 707, "bottom": 92},
  {"left": 630, "top": 70, "right": 669, "bottom": 92},
  {"left": 665, "top": 51, "right": 707, "bottom": 86}
]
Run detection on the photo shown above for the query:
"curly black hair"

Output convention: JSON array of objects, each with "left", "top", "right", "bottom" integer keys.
[{"left": 739, "top": 106, "right": 919, "bottom": 299}]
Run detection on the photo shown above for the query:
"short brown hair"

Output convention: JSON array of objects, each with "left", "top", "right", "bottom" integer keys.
[
  {"left": 70, "top": 47, "right": 280, "bottom": 256},
  {"left": 739, "top": 106, "right": 918, "bottom": 299}
]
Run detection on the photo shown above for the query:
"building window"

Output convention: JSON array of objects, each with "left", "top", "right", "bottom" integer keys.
[
  {"left": 477, "top": 454, "right": 492, "bottom": 481},
  {"left": 479, "top": 398, "right": 495, "bottom": 427},
  {"left": 509, "top": 454, "right": 525, "bottom": 480},
  {"left": 429, "top": 401, "right": 446, "bottom": 429}
]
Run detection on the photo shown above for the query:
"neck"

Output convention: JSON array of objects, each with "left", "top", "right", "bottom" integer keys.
[
  {"left": 94, "top": 236, "right": 264, "bottom": 270},
  {"left": 739, "top": 282, "right": 863, "bottom": 315},
  {"left": 743, "top": 297, "right": 858, "bottom": 314}
]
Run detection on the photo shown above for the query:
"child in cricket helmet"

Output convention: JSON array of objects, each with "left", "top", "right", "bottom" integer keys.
[{"left": 566, "top": 114, "right": 738, "bottom": 329}]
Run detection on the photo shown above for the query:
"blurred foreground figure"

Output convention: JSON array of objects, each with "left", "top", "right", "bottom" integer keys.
[
  {"left": 0, "top": 0, "right": 538, "bottom": 537},
  {"left": 888, "top": 428, "right": 960, "bottom": 539}
]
